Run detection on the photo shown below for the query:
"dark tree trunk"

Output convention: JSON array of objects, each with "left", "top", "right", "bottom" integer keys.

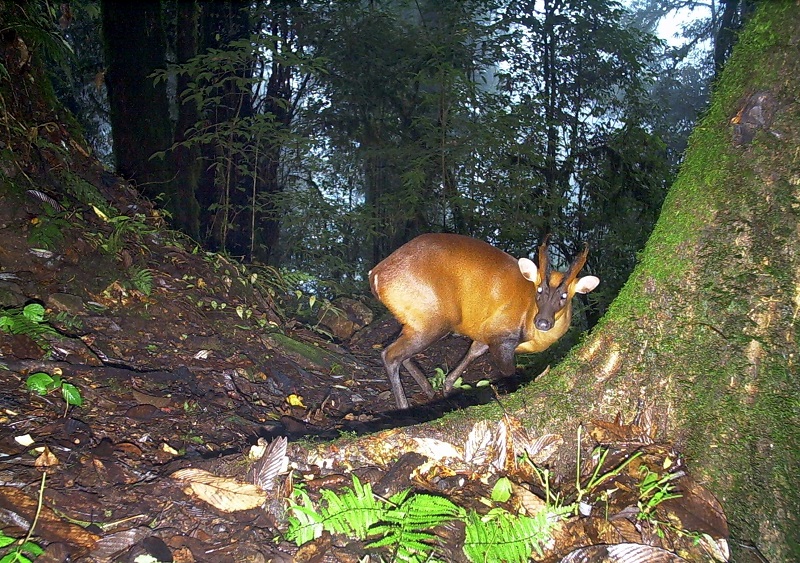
[
  {"left": 196, "top": 0, "right": 253, "bottom": 257},
  {"left": 171, "top": 0, "right": 202, "bottom": 240},
  {"left": 101, "top": 0, "right": 173, "bottom": 203}
]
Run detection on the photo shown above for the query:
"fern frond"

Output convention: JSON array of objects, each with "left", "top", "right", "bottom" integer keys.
[
  {"left": 463, "top": 508, "right": 556, "bottom": 563},
  {"left": 128, "top": 267, "right": 154, "bottom": 295},
  {"left": 0, "top": 304, "right": 58, "bottom": 349},
  {"left": 286, "top": 489, "right": 325, "bottom": 545},
  {"left": 317, "top": 476, "right": 385, "bottom": 539},
  {"left": 287, "top": 476, "right": 386, "bottom": 544},
  {"left": 367, "top": 493, "right": 463, "bottom": 561}
]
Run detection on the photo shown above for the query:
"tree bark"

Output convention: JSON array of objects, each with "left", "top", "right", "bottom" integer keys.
[
  {"left": 171, "top": 0, "right": 202, "bottom": 240},
  {"left": 256, "top": 0, "right": 295, "bottom": 264},
  {"left": 563, "top": 6, "right": 800, "bottom": 557},
  {"left": 101, "top": 0, "right": 173, "bottom": 202}
]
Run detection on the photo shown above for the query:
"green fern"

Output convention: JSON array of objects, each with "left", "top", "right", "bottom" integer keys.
[
  {"left": 463, "top": 508, "right": 556, "bottom": 562},
  {"left": 28, "top": 207, "right": 69, "bottom": 251},
  {"left": 368, "top": 491, "right": 464, "bottom": 562},
  {"left": 61, "top": 172, "right": 111, "bottom": 212},
  {"left": 128, "top": 267, "right": 154, "bottom": 296},
  {"left": 286, "top": 475, "right": 565, "bottom": 563},
  {"left": 287, "top": 476, "right": 386, "bottom": 544},
  {"left": 287, "top": 477, "right": 464, "bottom": 562},
  {"left": 286, "top": 488, "right": 324, "bottom": 545},
  {"left": 3, "top": 0, "right": 72, "bottom": 65},
  {"left": 0, "top": 303, "right": 57, "bottom": 348}
]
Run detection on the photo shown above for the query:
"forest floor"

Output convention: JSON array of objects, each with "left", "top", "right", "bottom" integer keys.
[{"left": 0, "top": 176, "right": 515, "bottom": 561}]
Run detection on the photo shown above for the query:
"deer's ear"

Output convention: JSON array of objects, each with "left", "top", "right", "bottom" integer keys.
[
  {"left": 574, "top": 276, "right": 599, "bottom": 294},
  {"left": 518, "top": 258, "right": 539, "bottom": 282}
]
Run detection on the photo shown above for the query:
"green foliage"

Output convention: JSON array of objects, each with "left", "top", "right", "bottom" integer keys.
[
  {"left": 463, "top": 508, "right": 556, "bottom": 562},
  {"left": 101, "top": 213, "right": 158, "bottom": 255},
  {"left": 0, "top": 472, "right": 46, "bottom": 563},
  {"left": 574, "top": 426, "right": 643, "bottom": 513},
  {"left": 287, "top": 477, "right": 467, "bottom": 561},
  {"left": 53, "top": 311, "right": 83, "bottom": 333},
  {"left": 26, "top": 371, "right": 83, "bottom": 408},
  {"left": 366, "top": 490, "right": 465, "bottom": 561},
  {"left": 127, "top": 266, "right": 154, "bottom": 296},
  {"left": 0, "top": 303, "right": 57, "bottom": 348},
  {"left": 286, "top": 474, "right": 569, "bottom": 563},
  {"left": 636, "top": 467, "right": 682, "bottom": 521},
  {"left": 0, "top": 529, "right": 44, "bottom": 563},
  {"left": 60, "top": 172, "right": 113, "bottom": 215},
  {"left": 27, "top": 206, "right": 69, "bottom": 251},
  {"left": 44, "top": 0, "right": 687, "bottom": 313},
  {"left": 287, "top": 476, "right": 387, "bottom": 544},
  {"left": 430, "top": 367, "right": 488, "bottom": 393},
  {"left": 491, "top": 477, "right": 513, "bottom": 503},
  {"left": 0, "top": 0, "right": 73, "bottom": 69},
  {"left": 84, "top": 209, "right": 159, "bottom": 260},
  {"left": 430, "top": 367, "right": 447, "bottom": 391},
  {"left": 151, "top": 29, "right": 323, "bottom": 258}
]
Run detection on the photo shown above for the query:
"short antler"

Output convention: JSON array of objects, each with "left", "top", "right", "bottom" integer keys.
[
  {"left": 537, "top": 234, "right": 552, "bottom": 283},
  {"left": 561, "top": 243, "right": 589, "bottom": 288}
]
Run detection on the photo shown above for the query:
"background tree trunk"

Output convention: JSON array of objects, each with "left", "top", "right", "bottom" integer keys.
[
  {"left": 101, "top": 0, "right": 174, "bottom": 202},
  {"left": 255, "top": 0, "right": 295, "bottom": 264},
  {"left": 172, "top": 0, "right": 202, "bottom": 240}
]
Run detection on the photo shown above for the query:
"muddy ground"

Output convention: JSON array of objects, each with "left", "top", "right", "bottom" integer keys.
[{"left": 0, "top": 182, "right": 530, "bottom": 561}]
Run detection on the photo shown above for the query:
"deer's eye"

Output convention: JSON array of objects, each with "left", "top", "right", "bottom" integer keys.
[{"left": 561, "top": 292, "right": 568, "bottom": 300}]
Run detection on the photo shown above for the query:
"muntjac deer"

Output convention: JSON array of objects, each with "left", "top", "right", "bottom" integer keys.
[{"left": 369, "top": 233, "right": 599, "bottom": 409}]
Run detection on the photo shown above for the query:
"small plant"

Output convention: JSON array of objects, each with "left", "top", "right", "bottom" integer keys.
[
  {"left": 87, "top": 209, "right": 157, "bottom": 256},
  {"left": 573, "top": 425, "right": 642, "bottom": 515},
  {"left": 0, "top": 530, "right": 43, "bottom": 563},
  {"left": 287, "top": 476, "right": 388, "bottom": 545},
  {"left": 367, "top": 489, "right": 465, "bottom": 560},
  {"left": 27, "top": 206, "right": 69, "bottom": 251},
  {"left": 430, "top": 366, "right": 447, "bottom": 390},
  {"left": 527, "top": 461, "right": 565, "bottom": 511},
  {"left": 127, "top": 266, "right": 154, "bottom": 296},
  {"left": 26, "top": 371, "right": 83, "bottom": 415},
  {"left": 53, "top": 311, "right": 84, "bottom": 333},
  {"left": 287, "top": 477, "right": 466, "bottom": 562},
  {"left": 430, "top": 367, "right": 489, "bottom": 393},
  {"left": 0, "top": 473, "right": 47, "bottom": 563},
  {"left": 463, "top": 507, "right": 559, "bottom": 562},
  {"left": 286, "top": 474, "right": 569, "bottom": 563},
  {"left": 0, "top": 303, "right": 57, "bottom": 348},
  {"left": 636, "top": 467, "right": 682, "bottom": 522}
]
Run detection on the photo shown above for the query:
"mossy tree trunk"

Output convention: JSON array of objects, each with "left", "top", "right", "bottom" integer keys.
[{"left": 323, "top": 3, "right": 799, "bottom": 560}]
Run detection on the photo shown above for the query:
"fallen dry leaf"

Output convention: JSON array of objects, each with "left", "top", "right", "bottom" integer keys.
[{"left": 172, "top": 468, "right": 267, "bottom": 512}]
